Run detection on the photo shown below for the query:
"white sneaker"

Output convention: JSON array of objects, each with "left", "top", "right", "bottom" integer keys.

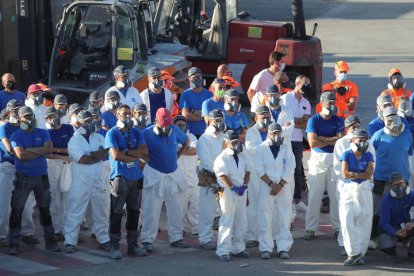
[
  {"left": 368, "top": 240, "right": 377, "bottom": 250},
  {"left": 295, "top": 201, "right": 308, "bottom": 212}
]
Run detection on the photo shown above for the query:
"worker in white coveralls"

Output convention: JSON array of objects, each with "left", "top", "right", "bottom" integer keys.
[
  {"left": 256, "top": 123, "right": 295, "bottom": 260},
  {"left": 245, "top": 105, "right": 272, "bottom": 248},
  {"left": 305, "top": 92, "right": 344, "bottom": 240},
  {"left": 65, "top": 110, "right": 111, "bottom": 254},
  {"left": 140, "top": 108, "right": 190, "bottom": 252},
  {"left": 197, "top": 109, "right": 226, "bottom": 250},
  {"left": 339, "top": 129, "right": 374, "bottom": 266},
  {"left": 213, "top": 130, "right": 251, "bottom": 261},
  {"left": 174, "top": 115, "right": 199, "bottom": 235}
]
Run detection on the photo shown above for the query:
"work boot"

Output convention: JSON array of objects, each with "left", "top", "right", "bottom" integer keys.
[
  {"left": 110, "top": 243, "right": 122, "bottom": 260},
  {"left": 344, "top": 254, "right": 364, "bottom": 266},
  {"left": 200, "top": 241, "right": 216, "bottom": 250},
  {"left": 279, "top": 251, "right": 290, "bottom": 259},
  {"left": 45, "top": 239, "right": 61, "bottom": 252},
  {"left": 170, "top": 239, "right": 189, "bottom": 248},
  {"left": 65, "top": 244, "right": 77, "bottom": 253},
  {"left": 245, "top": 240, "right": 259, "bottom": 248},
  {"left": 0, "top": 237, "right": 9, "bottom": 247},
  {"left": 21, "top": 235, "right": 39, "bottom": 244},
  {"left": 218, "top": 254, "right": 230, "bottom": 261},
  {"left": 142, "top": 242, "right": 153, "bottom": 252},
  {"left": 304, "top": 230, "right": 315, "bottom": 241},
  {"left": 8, "top": 243, "right": 19, "bottom": 255},
  {"left": 127, "top": 244, "right": 148, "bottom": 257},
  {"left": 233, "top": 251, "right": 250, "bottom": 258},
  {"left": 99, "top": 241, "right": 112, "bottom": 251},
  {"left": 54, "top": 233, "right": 65, "bottom": 242},
  {"left": 261, "top": 251, "right": 271, "bottom": 259}
]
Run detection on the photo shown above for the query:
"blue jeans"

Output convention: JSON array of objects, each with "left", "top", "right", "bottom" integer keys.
[{"left": 291, "top": 141, "right": 303, "bottom": 201}]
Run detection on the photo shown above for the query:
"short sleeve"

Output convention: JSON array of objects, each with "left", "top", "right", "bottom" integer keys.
[
  {"left": 105, "top": 129, "right": 119, "bottom": 150},
  {"left": 68, "top": 136, "right": 85, "bottom": 163},
  {"left": 41, "top": 129, "right": 51, "bottom": 143},
  {"left": 213, "top": 155, "right": 229, "bottom": 177},
  {"left": 10, "top": 132, "right": 21, "bottom": 149},
  {"left": 350, "top": 82, "right": 359, "bottom": 97},
  {"left": 0, "top": 125, "right": 7, "bottom": 139},
  {"left": 133, "top": 128, "right": 146, "bottom": 147},
  {"left": 336, "top": 117, "right": 345, "bottom": 134},
  {"left": 241, "top": 113, "right": 249, "bottom": 128},
  {"left": 365, "top": 152, "right": 374, "bottom": 163},
  {"left": 179, "top": 91, "right": 190, "bottom": 109},
  {"left": 175, "top": 126, "right": 188, "bottom": 145},
  {"left": 306, "top": 116, "right": 317, "bottom": 134},
  {"left": 339, "top": 151, "right": 349, "bottom": 162},
  {"left": 201, "top": 99, "right": 210, "bottom": 117},
  {"left": 249, "top": 73, "right": 261, "bottom": 91}
]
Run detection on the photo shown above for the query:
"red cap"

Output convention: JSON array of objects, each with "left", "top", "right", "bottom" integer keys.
[
  {"left": 156, "top": 107, "right": 172, "bottom": 127},
  {"left": 335, "top": 61, "right": 349, "bottom": 72},
  {"left": 161, "top": 70, "right": 175, "bottom": 81},
  {"left": 388, "top": 68, "right": 401, "bottom": 77},
  {"left": 322, "top": 83, "right": 334, "bottom": 92},
  {"left": 27, "top": 84, "right": 42, "bottom": 94}
]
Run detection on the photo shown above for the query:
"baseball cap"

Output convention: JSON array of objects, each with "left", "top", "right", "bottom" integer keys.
[
  {"left": 76, "top": 110, "right": 93, "bottom": 122},
  {"left": 106, "top": 90, "right": 120, "bottom": 100},
  {"left": 389, "top": 172, "right": 404, "bottom": 183},
  {"left": 0, "top": 109, "right": 7, "bottom": 120},
  {"left": 113, "top": 65, "right": 128, "bottom": 76},
  {"left": 54, "top": 94, "right": 67, "bottom": 104},
  {"left": 18, "top": 106, "right": 34, "bottom": 117},
  {"left": 156, "top": 108, "right": 172, "bottom": 127},
  {"left": 89, "top": 91, "right": 102, "bottom": 101},
  {"left": 134, "top": 103, "right": 147, "bottom": 112},
  {"left": 335, "top": 61, "right": 350, "bottom": 72},
  {"left": 268, "top": 123, "right": 282, "bottom": 133},
  {"left": 36, "top": 83, "right": 49, "bottom": 92},
  {"left": 208, "top": 109, "right": 224, "bottom": 119},
  {"left": 27, "top": 84, "right": 42, "bottom": 94},
  {"left": 320, "top": 92, "right": 336, "bottom": 102},
  {"left": 225, "top": 89, "right": 239, "bottom": 98},
  {"left": 68, "top": 103, "right": 83, "bottom": 115},
  {"left": 376, "top": 94, "right": 393, "bottom": 105},
  {"left": 256, "top": 105, "right": 270, "bottom": 114},
  {"left": 161, "top": 70, "right": 175, "bottom": 80},
  {"left": 388, "top": 68, "right": 402, "bottom": 77},
  {"left": 148, "top": 67, "right": 161, "bottom": 77},
  {"left": 44, "top": 106, "right": 58, "bottom": 118},
  {"left": 344, "top": 115, "right": 360, "bottom": 128},
  {"left": 352, "top": 128, "right": 368, "bottom": 139},
  {"left": 87, "top": 106, "right": 101, "bottom": 116},
  {"left": 6, "top": 99, "right": 23, "bottom": 111},
  {"left": 173, "top": 115, "right": 187, "bottom": 124},
  {"left": 382, "top": 106, "right": 397, "bottom": 117},
  {"left": 188, "top": 67, "right": 202, "bottom": 77},
  {"left": 266, "top": 85, "right": 280, "bottom": 94},
  {"left": 224, "top": 130, "right": 239, "bottom": 141}
]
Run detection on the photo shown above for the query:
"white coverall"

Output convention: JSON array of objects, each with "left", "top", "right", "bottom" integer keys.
[
  {"left": 256, "top": 140, "right": 295, "bottom": 253},
  {"left": 338, "top": 179, "right": 373, "bottom": 257},
  {"left": 305, "top": 151, "right": 340, "bottom": 233},
  {"left": 25, "top": 101, "right": 47, "bottom": 130},
  {"left": 178, "top": 132, "right": 199, "bottom": 234},
  {"left": 65, "top": 131, "right": 110, "bottom": 245},
  {"left": 333, "top": 134, "right": 375, "bottom": 246},
  {"left": 140, "top": 164, "right": 188, "bottom": 244},
  {"left": 245, "top": 124, "right": 266, "bottom": 242},
  {"left": 140, "top": 88, "right": 174, "bottom": 125},
  {"left": 105, "top": 86, "right": 143, "bottom": 110},
  {"left": 196, "top": 126, "right": 223, "bottom": 244},
  {"left": 213, "top": 148, "right": 251, "bottom": 256}
]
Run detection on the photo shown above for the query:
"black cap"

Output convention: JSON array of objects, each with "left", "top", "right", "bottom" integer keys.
[
  {"left": 134, "top": 103, "right": 147, "bottom": 112},
  {"left": 256, "top": 105, "right": 270, "bottom": 114},
  {"left": 188, "top": 67, "right": 202, "bottom": 77},
  {"left": 113, "top": 65, "right": 129, "bottom": 76},
  {"left": 352, "top": 128, "right": 368, "bottom": 139},
  {"left": 320, "top": 91, "right": 336, "bottom": 102},
  {"left": 225, "top": 89, "right": 239, "bottom": 98},
  {"left": 87, "top": 106, "right": 101, "bottom": 116},
  {"left": 389, "top": 172, "right": 404, "bottom": 183},
  {"left": 44, "top": 106, "right": 58, "bottom": 118},
  {"left": 148, "top": 67, "right": 161, "bottom": 77},
  {"left": 76, "top": 110, "right": 93, "bottom": 122},
  {"left": 208, "top": 109, "right": 224, "bottom": 119},
  {"left": 54, "top": 94, "right": 68, "bottom": 104},
  {"left": 68, "top": 103, "right": 83, "bottom": 115},
  {"left": 6, "top": 99, "right": 23, "bottom": 111},
  {"left": 173, "top": 115, "right": 187, "bottom": 124},
  {"left": 106, "top": 90, "right": 120, "bottom": 100},
  {"left": 18, "top": 106, "right": 34, "bottom": 117},
  {"left": 266, "top": 85, "right": 280, "bottom": 94},
  {"left": 268, "top": 123, "right": 282, "bottom": 133},
  {"left": 0, "top": 108, "right": 8, "bottom": 119},
  {"left": 89, "top": 91, "right": 102, "bottom": 101},
  {"left": 344, "top": 115, "right": 360, "bottom": 128},
  {"left": 224, "top": 130, "right": 239, "bottom": 141}
]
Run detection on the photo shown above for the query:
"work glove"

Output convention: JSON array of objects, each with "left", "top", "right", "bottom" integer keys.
[
  {"left": 238, "top": 185, "right": 247, "bottom": 196},
  {"left": 231, "top": 185, "right": 240, "bottom": 195}
]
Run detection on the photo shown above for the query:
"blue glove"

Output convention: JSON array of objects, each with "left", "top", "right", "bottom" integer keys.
[
  {"left": 231, "top": 185, "right": 240, "bottom": 195},
  {"left": 238, "top": 185, "right": 247, "bottom": 196}
]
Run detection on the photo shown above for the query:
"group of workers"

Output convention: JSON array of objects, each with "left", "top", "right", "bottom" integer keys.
[{"left": 0, "top": 50, "right": 413, "bottom": 266}]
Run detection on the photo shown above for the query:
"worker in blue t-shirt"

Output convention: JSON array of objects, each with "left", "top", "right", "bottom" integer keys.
[
  {"left": 132, "top": 103, "right": 150, "bottom": 129},
  {"left": 105, "top": 104, "right": 148, "bottom": 259},
  {"left": 45, "top": 106, "right": 74, "bottom": 241},
  {"left": 102, "top": 90, "right": 121, "bottom": 130},
  {"left": 201, "top": 78, "right": 226, "bottom": 124},
  {"left": 0, "top": 73, "right": 25, "bottom": 111},
  {"left": 378, "top": 172, "right": 414, "bottom": 258},
  {"left": 223, "top": 89, "right": 249, "bottom": 141},
  {"left": 397, "top": 96, "right": 414, "bottom": 139},
  {"left": 370, "top": 106, "right": 413, "bottom": 245},
  {"left": 8, "top": 106, "right": 60, "bottom": 255},
  {"left": 305, "top": 92, "right": 344, "bottom": 241},
  {"left": 179, "top": 67, "right": 213, "bottom": 138},
  {"left": 140, "top": 108, "right": 190, "bottom": 252}
]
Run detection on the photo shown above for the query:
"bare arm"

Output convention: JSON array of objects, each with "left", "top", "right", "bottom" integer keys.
[
  {"left": 126, "top": 144, "right": 149, "bottom": 161},
  {"left": 1, "top": 138, "right": 13, "bottom": 155},
  {"left": 78, "top": 155, "right": 101, "bottom": 164},
  {"left": 218, "top": 175, "right": 234, "bottom": 188},
  {"left": 90, "top": 148, "right": 108, "bottom": 160},
  {"left": 13, "top": 146, "right": 42, "bottom": 160},
  {"left": 307, "top": 132, "right": 330, "bottom": 148},
  {"left": 181, "top": 145, "right": 197, "bottom": 156},
  {"left": 243, "top": 171, "right": 250, "bottom": 186},
  {"left": 26, "top": 141, "right": 53, "bottom": 156},
  {"left": 247, "top": 88, "right": 256, "bottom": 102},
  {"left": 177, "top": 138, "right": 190, "bottom": 158},
  {"left": 109, "top": 147, "right": 137, "bottom": 163}
]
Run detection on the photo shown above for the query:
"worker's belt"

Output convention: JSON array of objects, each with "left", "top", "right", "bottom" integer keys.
[{"left": 198, "top": 169, "right": 217, "bottom": 187}]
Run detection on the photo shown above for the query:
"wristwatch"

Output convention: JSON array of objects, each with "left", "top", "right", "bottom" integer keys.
[{"left": 267, "top": 181, "right": 273, "bottom": 187}]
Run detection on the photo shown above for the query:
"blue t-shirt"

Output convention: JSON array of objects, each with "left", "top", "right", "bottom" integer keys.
[
  {"left": 149, "top": 89, "right": 166, "bottom": 124},
  {"left": 119, "top": 88, "right": 128, "bottom": 98},
  {"left": 11, "top": 128, "right": 51, "bottom": 176},
  {"left": 270, "top": 108, "right": 282, "bottom": 123},
  {"left": 306, "top": 114, "right": 345, "bottom": 153},
  {"left": 259, "top": 130, "right": 268, "bottom": 141},
  {"left": 380, "top": 191, "right": 414, "bottom": 236},
  {"left": 0, "top": 123, "right": 20, "bottom": 164},
  {"left": 201, "top": 97, "right": 225, "bottom": 117},
  {"left": 179, "top": 88, "right": 213, "bottom": 136},
  {"left": 406, "top": 116, "right": 414, "bottom": 136},
  {"left": 368, "top": 116, "right": 409, "bottom": 138},
  {"left": 340, "top": 150, "right": 374, "bottom": 184},
  {"left": 0, "top": 90, "right": 26, "bottom": 111},
  {"left": 224, "top": 111, "right": 249, "bottom": 134},
  {"left": 48, "top": 124, "right": 74, "bottom": 154},
  {"left": 101, "top": 111, "right": 117, "bottom": 129},
  {"left": 97, "top": 128, "right": 107, "bottom": 137},
  {"left": 105, "top": 127, "right": 145, "bottom": 180},
  {"left": 143, "top": 125, "right": 187, "bottom": 173},
  {"left": 371, "top": 128, "right": 413, "bottom": 181}
]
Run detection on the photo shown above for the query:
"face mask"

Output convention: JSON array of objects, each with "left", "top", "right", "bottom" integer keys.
[
  {"left": 268, "top": 96, "right": 280, "bottom": 107},
  {"left": 301, "top": 83, "right": 312, "bottom": 94},
  {"left": 215, "top": 89, "right": 226, "bottom": 99},
  {"left": 70, "top": 115, "right": 78, "bottom": 124},
  {"left": 134, "top": 115, "right": 147, "bottom": 127},
  {"left": 213, "top": 121, "right": 226, "bottom": 133},
  {"left": 258, "top": 117, "right": 271, "bottom": 129},
  {"left": 278, "top": 63, "right": 286, "bottom": 71},
  {"left": 321, "top": 105, "right": 337, "bottom": 116},
  {"left": 79, "top": 123, "right": 94, "bottom": 136},
  {"left": 149, "top": 80, "right": 163, "bottom": 90},
  {"left": 116, "top": 118, "right": 133, "bottom": 129},
  {"left": 20, "top": 120, "right": 35, "bottom": 130},
  {"left": 33, "top": 95, "right": 44, "bottom": 106},
  {"left": 398, "top": 100, "right": 413, "bottom": 117},
  {"left": 93, "top": 120, "right": 102, "bottom": 132},
  {"left": 116, "top": 79, "right": 130, "bottom": 89},
  {"left": 5, "top": 81, "right": 16, "bottom": 91},
  {"left": 390, "top": 184, "right": 410, "bottom": 198},
  {"left": 47, "top": 117, "right": 61, "bottom": 129},
  {"left": 224, "top": 101, "right": 239, "bottom": 112},
  {"left": 229, "top": 142, "right": 243, "bottom": 155},
  {"left": 109, "top": 100, "right": 121, "bottom": 110},
  {"left": 351, "top": 141, "right": 369, "bottom": 154},
  {"left": 270, "top": 135, "right": 284, "bottom": 146},
  {"left": 9, "top": 116, "right": 18, "bottom": 124},
  {"left": 190, "top": 77, "right": 203, "bottom": 89},
  {"left": 155, "top": 126, "right": 172, "bottom": 136},
  {"left": 337, "top": 73, "right": 347, "bottom": 82},
  {"left": 390, "top": 75, "right": 405, "bottom": 89},
  {"left": 57, "top": 108, "right": 67, "bottom": 117},
  {"left": 385, "top": 115, "right": 403, "bottom": 134}
]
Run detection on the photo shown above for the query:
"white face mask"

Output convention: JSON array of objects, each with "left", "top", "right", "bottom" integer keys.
[
  {"left": 9, "top": 116, "right": 18, "bottom": 124},
  {"left": 70, "top": 115, "right": 78, "bottom": 124},
  {"left": 116, "top": 80, "right": 125, "bottom": 89},
  {"left": 337, "top": 73, "right": 347, "bottom": 82},
  {"left": 279, "top": 63, "right": 286, "bottom": 71}
]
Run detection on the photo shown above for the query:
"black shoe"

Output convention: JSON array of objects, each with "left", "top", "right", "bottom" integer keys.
[
  {"left": 344, "top": 254, "right": 364, "bottom": 266},
  {"left": 45, "top": 240, "right": 61, "bottom": 252},
  {"left": 21, "top": 235, "right": 39, "bottom": 244},
  {"left": 127, "top": 245, "right": 148, "bottom": 257},
  {"left": 212, "top": 216, "right": 220, "bottom": 231},
  {"left": 54, "top": 233, "right": 65, "bottom": 242},
  {"left": 170, "top": 239, "right": 189, "bottom": 248},
  {"left": 8, "top": 244, "right": 19, "bottom": 255}
]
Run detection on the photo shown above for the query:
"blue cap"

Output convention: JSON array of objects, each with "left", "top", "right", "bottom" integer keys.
[
  {"left": 268, "top": 123, "right": 282, "bottom": 132},
  {"left": 208, "top": 109, "right": 224, "bottom": 119},
  {"left": 224, "top": 130, "right": 239, "bottom": 141},
  {"left": 256, "top": 105, "right": 270, "bottom": 114},
  {"left": 134, "top": 103, "right": 147, "bottom": 112},
  {"left": 266, "top": 85, "right": 280, "bottom": 94},
  {"left": 225, "top": 89, "right": 239, "bottom": 98}
]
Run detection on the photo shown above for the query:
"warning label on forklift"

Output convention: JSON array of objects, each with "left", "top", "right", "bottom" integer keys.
[
  {"left": 118, "top": 48, "right": 133, "bottom": 61},
  {"left": 248, "top": 26, "right": 262, "bottom": 39}
]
